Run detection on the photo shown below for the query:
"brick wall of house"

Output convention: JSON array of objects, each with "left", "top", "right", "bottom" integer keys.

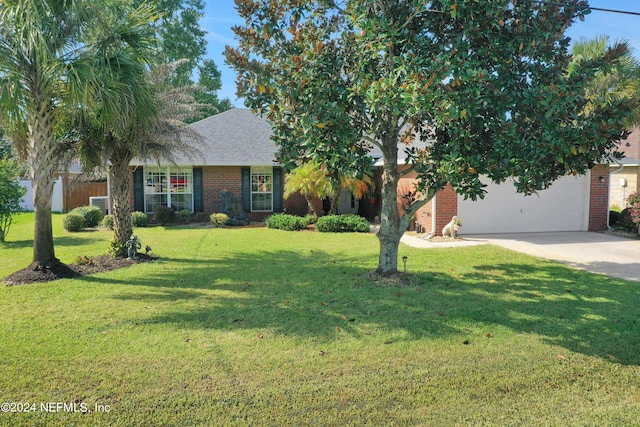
[
  {"left": 392, "top": 168, "right": 459, "bottom": 235},
  {"left": 284, "top": 192, "right": 312, "bottom": 216},
  {"left": 397, "top": 171, "right": 431, "bottom": 233},
  {"left": 415, "top": 200, "right": 433, "bottom": 233},
  {"left": 589, "top": 164, "right": 609, "bottom": 231},
  {"left": 395, "top": 170, "right": 459, "bottom": 235},
  {"left": 202, "top": 166, "right": 242, "bottom": 214},
  {"left": 435, "top": 184, "right": 458, "bottom": 235}
]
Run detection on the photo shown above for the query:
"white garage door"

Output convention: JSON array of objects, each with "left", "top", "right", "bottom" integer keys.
[{"left": 457, "top": 173, "right": 591, "bottom": 234}]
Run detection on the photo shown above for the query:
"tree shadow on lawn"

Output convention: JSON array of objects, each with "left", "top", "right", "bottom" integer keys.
[
  {"left": 460, "top": 262, "right": 640, "bottom": 366},
  {"left": 2, "top": 235, "right": 107, "bottom": 250},
  {"left": 0, "top": 239, "right": 34, "bottom": 249},
  {"left": 77, "top": 248, "right": 640, "bottom": 365}
]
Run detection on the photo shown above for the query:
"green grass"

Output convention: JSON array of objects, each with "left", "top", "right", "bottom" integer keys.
[{"left": 1, "top": 212, "right": 639, "bottom": 426}]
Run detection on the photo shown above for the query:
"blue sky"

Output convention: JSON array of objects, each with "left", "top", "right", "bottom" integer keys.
[{"left": 202, "top": 1, "right": 640, "bottom": 108}]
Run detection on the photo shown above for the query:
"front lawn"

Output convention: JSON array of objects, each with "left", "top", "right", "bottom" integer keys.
[{"left": 1, "top": 213, "right": 639, "bottom": 426}]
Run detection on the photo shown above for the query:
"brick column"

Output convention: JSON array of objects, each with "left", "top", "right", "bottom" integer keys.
[
  {"left": 588, "top": 164, "right": 609, "bottom": 231},
  {"left": 435, "top": 184, "right": 458, "bottom": 235}
]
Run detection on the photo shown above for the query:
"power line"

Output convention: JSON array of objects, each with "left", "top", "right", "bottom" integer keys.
[{"left": 521, "top": 0, "right": 640, "bottom": 17}]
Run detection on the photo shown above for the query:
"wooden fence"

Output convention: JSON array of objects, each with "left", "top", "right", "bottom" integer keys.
[{"left": 63, "top": 179, "right": 108, "bottom": 212}]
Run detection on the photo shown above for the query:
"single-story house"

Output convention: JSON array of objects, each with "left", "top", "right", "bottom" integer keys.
[
  {"left": 127, "top": 108, "right": 613, "bottom": 235},
  {"left": 128, "top": 108, "right": 309, "bottom": 221}
]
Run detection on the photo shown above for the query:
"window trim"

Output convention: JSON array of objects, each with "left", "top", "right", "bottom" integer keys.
[
  {"left": 250, "top": 166, "right": 273, "bottom": 212},
  {"left": 143, "top": 167, "right": 194, "bottom": 213}
]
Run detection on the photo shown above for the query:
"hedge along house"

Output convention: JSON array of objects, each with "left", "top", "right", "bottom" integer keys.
[{"left": 128, "top": 108, "right": 309, "bottom": 220}]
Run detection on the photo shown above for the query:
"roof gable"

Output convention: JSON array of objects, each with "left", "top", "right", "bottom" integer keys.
[{"left": 131, "top": 108, "right": 279, "bottom": 166}]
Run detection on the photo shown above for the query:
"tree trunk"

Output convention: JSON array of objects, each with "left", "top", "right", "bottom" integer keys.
[
  {"left": 109, "top": 148, "right": 134, "bottom": 257},
  {"left": 305, "top": 195, "right": 319, "bottom": 217},
  {"left": 376, "top": 139, "right": 403, "bottom": 275},
  {"left": 27, "top": 98, "right": 60, "bottom": 270},
  {"left": 329, "top": 188, "right": 340, "bottom": 215}
]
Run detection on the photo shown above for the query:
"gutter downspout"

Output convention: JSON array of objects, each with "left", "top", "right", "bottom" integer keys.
[
  {"left": 609, "top": 160, "right": 630, "bottom": 209},
  {"left": 610, "top": 161, "right": 625, "bottom": 176}
]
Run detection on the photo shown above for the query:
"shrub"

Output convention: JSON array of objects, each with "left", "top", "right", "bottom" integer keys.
[
  {"left": 177, "top": 209, "right": 192, "bottom": 224},
  {"left": 617, "top": 208, "right": 637, "bottom": 232},
  {"left": 265, "top": 213, "right": 307, "bottom": 231},
  {"left": 0, "top": 158, "right": 26, "bottom": 242},
  {"left": 131, "top": 211, "right": 149, "bottom": 228},
  {"left": 193, "top": 212, "right": 210, "bottom": 223},
  {"left": 316, "top": 214, "right": 370, "bottom": 233},
  {"left": 627, "top": 192, "right": 640, "bottom": 207},
  {"left": 63, "top": 213, "right": 85, "bottom": 232},
  {"left": 102, "top": 214, "right": 114, "bottom": 230},
  {"left": 609, "top": 210, "right": 620, "bottom": 227},
  {"left": 630, "top": 207, "right": 640, "bottom": 232},
  {"left": 154, "top": 205, "right": 174, "bottom": 225},
  {"left": 626, "top": 192, "right": 640, "bottom": 232},
  {"left": 303, "top": 214, "right": 318, "bottom": 225},
  {"left": 70, "top": 205, "right": 104, "bottom": 228},
  {"left": 210, "top": 213, "right": 229, "bottom": 228}
]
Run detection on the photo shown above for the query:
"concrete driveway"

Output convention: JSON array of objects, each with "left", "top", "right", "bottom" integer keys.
[{"left": 401, "top": 231, "right": 640, "bottom": 282}]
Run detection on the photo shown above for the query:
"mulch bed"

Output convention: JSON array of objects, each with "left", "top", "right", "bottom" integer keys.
[{"left": 3, "top": 254, "right": 157, "bottom": 286}]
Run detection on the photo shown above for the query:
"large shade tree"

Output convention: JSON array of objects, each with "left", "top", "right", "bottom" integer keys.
[
  {"left": 135, "top": 0, "right": 233, "bottom": 119},
  {"left": 139, "top": 0, "right": 207, "bottom": 86},
  {"left": 0, "top": 0, "right": 159, "bottom": 270},
  {"left": 227, "top": 0, "right": 635, "bottom": 274}
]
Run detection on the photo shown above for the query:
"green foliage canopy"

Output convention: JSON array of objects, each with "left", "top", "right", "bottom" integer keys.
[
  {"left": 227, "top": 0, "right": 635, "bottom": 273},
  {"left": 0, "top": 0, "right": 160, "bottom": 268},
  {"left": 134, "top": 0, "right": 232, "bottom": 118}
]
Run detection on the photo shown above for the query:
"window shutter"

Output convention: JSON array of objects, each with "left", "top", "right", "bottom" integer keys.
[
  {"left": 241, "top": 167, "right": 251, "bottom": 211},
  {"left": 193, "top": 167, "right": 203, "bottom": 212},
  {"left": 133, "top": 167, "right": 144, "bottom": 212},
  {"left": 273, "top": 167, "right": 283, "bottom": 212}
]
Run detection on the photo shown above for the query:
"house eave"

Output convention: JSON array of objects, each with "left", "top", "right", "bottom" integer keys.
[{"left": 129, "top": 161, "right": 282, "bottom": 168}]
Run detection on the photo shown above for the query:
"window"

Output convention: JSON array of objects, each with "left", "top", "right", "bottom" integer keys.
[
  {"left": 250, "top": 166, "right": 273, "bottom": 211},
  {"left": 144, "top": 167, "right": 193, "bottom": 213}
]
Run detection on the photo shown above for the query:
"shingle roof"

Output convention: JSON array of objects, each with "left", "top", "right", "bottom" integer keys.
[
  {"left": 130, "top": 108, "right": 430, "bottom": 167},
  {"left": 131, "top": 108, "right": 279, "bottom": 167}
]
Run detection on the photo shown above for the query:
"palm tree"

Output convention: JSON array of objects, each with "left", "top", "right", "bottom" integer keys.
[
  {"left": 328, "top": 169, "right": 375, "bottom": 215},
  {"left": 284, "top": 161, "right": 374, "bottom": 216},
  {"left": 0, "top": 0, "right": 158, "bottom": 269},
  {"left": 75, "top": 60, "right": 203, "bottom": 256},
  {"left": 283, "top": 161, "right": 333, "bottom": 217},
  {"left": 570, "top": 35, "right": 640, "bottom": 126}
]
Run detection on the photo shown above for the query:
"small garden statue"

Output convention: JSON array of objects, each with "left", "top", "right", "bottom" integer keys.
[
  {"left": 442, "top": 216, "right": 462, "bottom": 239},
  {"left": 125, "top": 234, "right": 142, "bottom": 259},
  {"left": 219, "top": 190, "right": 249, "bottom": 226}
]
